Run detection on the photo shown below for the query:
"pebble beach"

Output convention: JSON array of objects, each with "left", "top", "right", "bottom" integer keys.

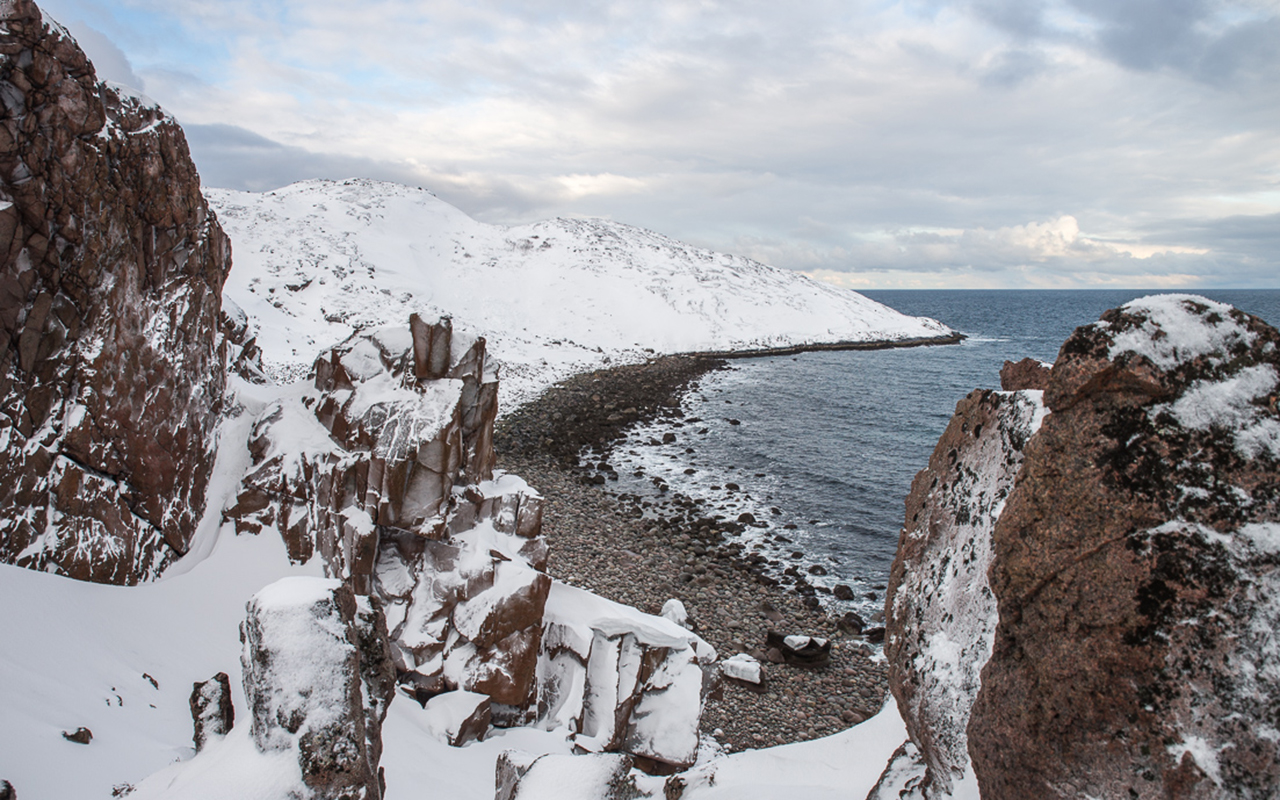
[{"left": 495, "top": 355, "right": 891, "bottom": 753}]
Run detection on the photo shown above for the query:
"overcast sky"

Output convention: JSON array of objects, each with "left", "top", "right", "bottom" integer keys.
[{"left": 40, "top": 0, "right": 1280, "bottom": 288}]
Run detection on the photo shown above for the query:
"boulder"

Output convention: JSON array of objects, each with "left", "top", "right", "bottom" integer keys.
[
  {"left": 60, "top": 727, "right": 92, "bottom": 745},
  {"left": 765, "top": 630, "right": 831, "bottom": 667},
  {"left": 495, "top": 751, "right": 637, "bottom": 800},
  {"left": 240, "top": 577, "right": 395, "bottom": 800},
  {"left": 871, "top": 387, "right": 1044, "bottom": 798},
  {"left": 189, "top": 672, "right": 234, "bottom": 752},
  {"left": 0, "top": 0, "right": 230, "bottom": 584},
  {"left": 720, "top": 653, "right": 764, "bottom": 686},
  {"left": 537, "top": 582, "right": 717, "bottom": 773},
  {"left": 998, "top": 357, "right": 1051, "bottom": 391},
  {"left": 969, "top": 295, "right": 1280, "bottom": 799},
  {"left": 422, "top": 690, "right": 492, "bottom": 746}
]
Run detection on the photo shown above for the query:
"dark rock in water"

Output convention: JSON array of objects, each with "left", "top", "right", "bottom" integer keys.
[
  {"left": 662, "top": 432, "right": 678, "bottom": 444},
  {"left": 61, "top": 727, "right": 92, "bottom": 745},
  {"left": 241, "top": 578, "right": 395, "bottom": 800},
  {"left": 836, "top": 611, "right": 864, "bottom": 634},
  {"left": 190, "top": 672, "right": 234, "bottom": 752},
  {"left": 737, "top": 512, "right": 756, "bottom": 524},
  {"left": 832, "top": 584, "right": 856, "bottom": 601},
  {"left": 862, "top": 627, "right": 885, "bottom": 645},
  {"left": 969, "top": 296, "right": 1280, "bottom": 800},
  {"left": 999, "top": 357, "right": 1051, "bottom": 391},
  {"left": 0, "top": 0, "right": 231, "bottom": 585}
]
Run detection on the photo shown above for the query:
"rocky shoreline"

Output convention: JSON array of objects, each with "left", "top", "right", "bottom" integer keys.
[{"left": 495, "top": 353, "right": 893, "bottom": 752}]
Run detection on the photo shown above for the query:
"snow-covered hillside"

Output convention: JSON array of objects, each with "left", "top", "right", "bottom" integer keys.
[{"left": 208, "top": 179, "right": 951, "bottom": 409}]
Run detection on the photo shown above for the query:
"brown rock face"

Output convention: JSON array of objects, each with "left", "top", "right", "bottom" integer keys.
[
  {"left": 999, "top": 357, "right": 1051, "bottom": 391},
  {"left": 0, "top": 0, "right": 229, "bottom": 584},
  {"left": 190, "top": 672, "right": 235, "bottom": 752},
  {"left": 873, "top": 388, "right": 1043, "bottom": 798},
  {"left": 969, "top": 296, "right": 1280, "bottom": 799}
]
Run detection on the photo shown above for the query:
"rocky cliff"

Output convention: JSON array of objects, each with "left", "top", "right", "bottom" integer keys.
[
  {"left": 876, "top": 295, "right": 1280, "bottom": 799},
  {"left": 0, "top": 0, "right": 230, "bottom": 584}
]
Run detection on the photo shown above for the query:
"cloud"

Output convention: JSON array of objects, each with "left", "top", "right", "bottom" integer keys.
[
  {"left": 42, "top": 15, "right": 146, "bottom": 89},
  {"left": 35, "top": 0, "right": 1280, "bottom": 289}
]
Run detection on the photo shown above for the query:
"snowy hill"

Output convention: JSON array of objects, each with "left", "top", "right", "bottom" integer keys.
[{"left": 207, "top": 179, "right": 951, "bottom": 408}]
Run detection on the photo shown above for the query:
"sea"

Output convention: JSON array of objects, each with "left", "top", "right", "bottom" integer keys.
[{"left": 602, "top": 289, "right": 1280, "bottom": 619}]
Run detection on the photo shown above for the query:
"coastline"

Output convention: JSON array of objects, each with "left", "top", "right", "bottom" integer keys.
[{"left": 492, "top": 339, "right": 960, "bottom": 751}]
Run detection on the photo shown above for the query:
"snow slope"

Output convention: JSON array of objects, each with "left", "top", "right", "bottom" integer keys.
[{"left": 207, "top": 179, "right": 951, "bottom": 409}]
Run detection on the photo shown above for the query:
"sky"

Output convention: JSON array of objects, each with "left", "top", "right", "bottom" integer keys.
[{"left": 38, "top": 0, "right": 1280, "bottom": 289}]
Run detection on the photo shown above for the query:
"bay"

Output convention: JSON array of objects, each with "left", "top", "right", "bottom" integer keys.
[{"left": 605, "top": 290, "right": 1280, "bottom": 616}]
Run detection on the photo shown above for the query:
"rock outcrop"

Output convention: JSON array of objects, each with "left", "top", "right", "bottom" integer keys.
[
  {"left": 538, "top": 582, "right": 717, "bottom": 773},
  {"left": 240, "top": 577, "right": 396, "bottom": 800},
  {"left": 189, "top": 672, "right": 234, "bottom": 752},
  {"left": 871, "top": 388, "right": 1044, "bottom": 799},
  {"left": 969, "top": 295, "right": 1280, "bottom": 799},
  {"left": 227, "top": 314, "right": 712, "bottom": 772},
  {"left": 0, "top": 0, "right": 230, "bottom": 584},
  {"left": 877, "top": 295, "right": 1280, "bottom": 800}
]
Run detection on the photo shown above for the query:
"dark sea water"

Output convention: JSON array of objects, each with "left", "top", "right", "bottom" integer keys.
[{"left": 606, "top": 290, "right": 1280, "bottom": 617}]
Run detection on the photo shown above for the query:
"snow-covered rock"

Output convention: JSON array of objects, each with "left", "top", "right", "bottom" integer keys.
[
  {"left": 495, "top": 751, "right": 638, "bottom": 800},
  {"left": 0, "top": 0, "right": 231, "bottom": 584},
  {"left": 207, "top": 178, "right": 954, "bottom": 410},
  {"left": 872, "top": 388, "right": 1045, "bottom": 799},
  {"left": 538, "top": 582, "right": 717, "bottom": 772},
  {"left": 240, "top": 577, "right": 395, "bottom": 800},
  {"left": 190, "top": 672, "right": 235, "bottom": 753},
  {"left": 421, "top": 690, "right": 492, "bottom": 747},
  {"left": 879, "top": 295, "right": 1280, "bottom": 800},
  {"left": 720, "top": 654, "right": 764, "bottom": 686},
  {"left": 968, "top": 295, "right": 1280, "bottom": 799}
]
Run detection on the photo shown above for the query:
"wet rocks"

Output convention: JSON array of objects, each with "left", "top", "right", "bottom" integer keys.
[
  {"left": 190, "top": 672, "right": 235, "bottom": 752},
  {"left": 0, "top": 0, "right": 231, "bottom": 584}
]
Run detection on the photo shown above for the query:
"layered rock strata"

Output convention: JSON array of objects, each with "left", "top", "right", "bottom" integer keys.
[
  {"left": 241, "top": 577, "right": 395, "bottom": 800},
  {"left": 0, "top": 0, "right": 230, "bottom": 583}
]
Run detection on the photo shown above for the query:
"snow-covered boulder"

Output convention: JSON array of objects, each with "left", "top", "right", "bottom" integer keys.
[
  {"left": 421, "top": 690, "right": 492, "bottom": 747},
  {"left": 495, "top": 751, "right": 637, "bottom": 800},
  {"left": 0, "top": 0, "right": 231, "bottom": 584},
  {"left": 190, "top": 672, "right": 235, "bottom": 752},
  {"left": 720, "top": 653, "right": 764, "bottom": 686},
  {"left": 880, "top": 296, "right": 1280, "bottom": 799},
  {"left": 871, "top": 388, "right": 1045, "bottom": 799},
  {"left": 967, "top": 295, "right": 1280, "bottom": 799},
  {"left": 240, "top": 577, "right": 395, "bottom": 800},
  {"left": 537, "top": 582, "right": 717, "bottom": 773}
]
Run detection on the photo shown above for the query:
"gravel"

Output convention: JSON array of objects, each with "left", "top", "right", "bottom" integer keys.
[{"left": 495, "top": 355, "right": 890, "bottom": 753}]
